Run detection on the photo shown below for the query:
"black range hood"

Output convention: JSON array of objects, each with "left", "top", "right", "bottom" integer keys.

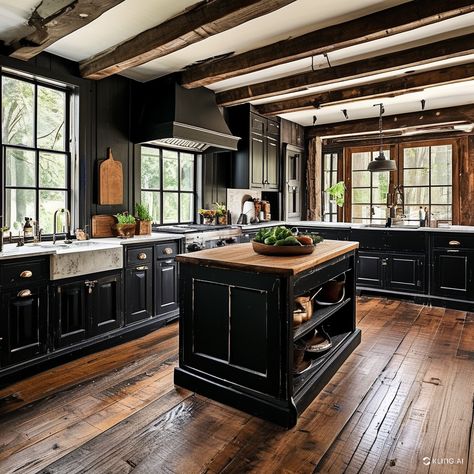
[{"left": 132, "top": 75, "right": 239, "bottom": 152}]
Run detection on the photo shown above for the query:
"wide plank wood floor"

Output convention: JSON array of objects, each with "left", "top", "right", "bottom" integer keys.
[{"left": 0, "top": 297, "right": 473, "bottom": 473}]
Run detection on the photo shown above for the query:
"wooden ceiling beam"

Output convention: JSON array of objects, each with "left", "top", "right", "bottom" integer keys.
[
  {"left": 255, "top": 62, "right": 474, "bottom": 115},
  {"left": 80, "top": 0, "right": 297, "bottom": 80},
  {"left": 217, "top": 33, "right": 474, "bottom": 107},
  {"left": 307, "top": 104, "right": 474, "bottom": 138},
  {"left": 180, "top": 0, "right": 474, "bottom": 89},
  {"left": 6, "top": 0, "right": 125, "bottom": 61}
]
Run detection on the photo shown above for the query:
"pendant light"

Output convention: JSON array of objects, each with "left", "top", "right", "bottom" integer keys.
[{"left": 368, "top": 103, "right": 397, "bottom": 172}]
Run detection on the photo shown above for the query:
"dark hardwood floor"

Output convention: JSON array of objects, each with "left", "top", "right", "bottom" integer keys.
[{"left": 0, "top": 297, "right": 472, "bottom": 473}]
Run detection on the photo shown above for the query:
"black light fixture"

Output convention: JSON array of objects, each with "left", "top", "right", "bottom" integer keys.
[{"left": 367, "top": 103, "right": 397, "bottom": 172}]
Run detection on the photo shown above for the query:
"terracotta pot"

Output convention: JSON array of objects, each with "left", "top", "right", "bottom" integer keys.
[
  {"left": 113, "top": 223, "right": 136, "bottom": 238},
  {"left": 136, "top": 219, "right": 152, "bottom": 235}
]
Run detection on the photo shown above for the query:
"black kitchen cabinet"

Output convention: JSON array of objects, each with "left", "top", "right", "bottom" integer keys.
[
  {"left": 356, "top": 252, "right": 425, "bottom": 293},
  {"left": 89, "top": 273, "right": 123, "bottom": 336},
  {"left": 155, "top": 259, "right": 179, "bottom": 317},
  {"left": 125, "top": 265, "right": 153, "bottom": 324},
  {"left": 0, "top": 285, "right": 48, "bottom": 366},
  {"left": 52, "top": 271, "right": 123, "bottom": 348},
  {"left": 432, "top": 250, "right": 474, "bottom": 299},
  {"left": 227, "top": 105, "right": 280, "bottom": 190},
  {"left": 297, "top": 226, "right": 350, "bottom": 241},
  {"left": 357, "top": 252, "right": 385, "bottom": 289}
]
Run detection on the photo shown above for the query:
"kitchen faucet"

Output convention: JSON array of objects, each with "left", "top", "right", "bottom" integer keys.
[{"left": 53, "top": 208, "right": 72, "bottom": 244}]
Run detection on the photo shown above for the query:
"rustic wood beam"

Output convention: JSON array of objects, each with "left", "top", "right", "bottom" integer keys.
[
  {"left": 307, "top": 104, "right": 474, "bottom": 138},
  {"left": 80, "top": 0, "right": 297, "bottom": 80},
  {"left": 217, "top": 33, "right": 474, "bottom": 107},
  {"left": 255, "top": 63, "right": 474, "bottom": 115},
  {"left": 180, "top": 0, "right": 474, "bottom": 89},
  {"left": 7, "top": 0, "right": 125, "bottom": 61}
]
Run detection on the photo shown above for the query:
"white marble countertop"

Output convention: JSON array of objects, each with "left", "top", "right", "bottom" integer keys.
[{"left": 0, "top": 233, "right": 183, "bottom": 261}]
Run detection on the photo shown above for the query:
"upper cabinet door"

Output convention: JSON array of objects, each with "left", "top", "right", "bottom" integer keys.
[
  {"left": 250, "top": 134, "right": 265, "bottom": 189},
  {"left": 266, "top": 137, "right": 279, "bottom": 190}
]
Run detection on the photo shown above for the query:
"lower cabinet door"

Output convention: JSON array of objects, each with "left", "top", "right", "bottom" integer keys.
[
  {"left": 386, "top": 254, "right": 425, "bottom": 293},
  {"left": 53, "top": 280, "right": 88, "bottom": 348},
  {"left": 125, "top": 266, "right": 153, "bottom": 324},
  {"left": 1, "top": 285, "right": 48, "bottom": 366},
  {"left": 155, "top": 259, "right": 178, "bottom": 316},
  {"left": 432, "top": 250, "right": 474, "bottom": 299},
  {"left": 89, "top": 273, "right": 123, "bottom": 336},
  {"left": 356, "top": 252, "right": 384, "bottom": 289}
]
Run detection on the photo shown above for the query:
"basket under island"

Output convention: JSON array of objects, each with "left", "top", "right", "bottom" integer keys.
[{"left": 174, "top": 240, "right": 360, "bottom": 427}]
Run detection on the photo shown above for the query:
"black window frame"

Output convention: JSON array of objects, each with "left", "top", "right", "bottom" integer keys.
[
  {"left": 140, "top": 144, "right": 197, "bottom": 225},
  {"left": 322, "top": 151, "right": 339, "bottom": 222},
  {"left": 1, "top": 71, "right": 72, "bottom": 235}
]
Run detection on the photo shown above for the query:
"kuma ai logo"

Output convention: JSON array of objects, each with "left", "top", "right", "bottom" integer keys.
[{"left": 423, "top": 457, "right": 464, "bottom": 466}]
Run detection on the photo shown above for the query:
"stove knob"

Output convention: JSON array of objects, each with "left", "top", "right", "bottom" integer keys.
[
  {"left": 216, "top": 240, "right": 226, "bottom": 247},
  {"left": 187, "top": 242, "right": 202, "bottom": 252}
]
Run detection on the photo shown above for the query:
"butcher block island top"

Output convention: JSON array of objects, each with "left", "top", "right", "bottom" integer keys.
[{"left": 176, "top": 240, "right": 359, "bottom": 275}]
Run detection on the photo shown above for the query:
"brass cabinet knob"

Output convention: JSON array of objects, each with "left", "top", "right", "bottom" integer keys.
[
  {"left": 20, "top": 270, "right": 33, "bottom": 278},
  {"left": 18, "top": 289, "right": 32, "bottom": 298},
  {"left": 448, "top": 240, "right": 461, "bottom": 246},
  {"left": 136, "top": 265, "right": 148, "bottom": 271},
  {"left": 163, "top": 247, "right": 173, "bottom": 255},
  {"left": 138, "top": 252, "right": 147, "bottom": 260}
]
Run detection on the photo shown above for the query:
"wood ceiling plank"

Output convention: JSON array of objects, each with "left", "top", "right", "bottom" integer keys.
[
  {"left": 216, "top": 33, "right": 474, "bottom": 107},
  {"left": 7, "top": 0, "right": 125, "bottom": 61},
  {"left": 80, "top": 0, "right": 297, "bottom": 80},
  {"left": 307, "top": 104, "right": 474, "bottom": 137},
  {"left": 255, "top": 62, "right": 474, "bottom": 115},
  {"left": 180, "top": 0, "right": 474, "bottom": 89}
]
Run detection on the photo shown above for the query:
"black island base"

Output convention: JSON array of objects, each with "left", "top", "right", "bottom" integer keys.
[{"left": 174, "top": 240, "right": 361, "bottom": 427}]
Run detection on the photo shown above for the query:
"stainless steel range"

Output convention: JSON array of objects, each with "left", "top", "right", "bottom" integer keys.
[{"left": 157, "top": 225, "right": 243, "bottom": 252}]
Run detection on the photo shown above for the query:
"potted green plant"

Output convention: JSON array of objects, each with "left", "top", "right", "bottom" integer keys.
[
  {"left": 113, "top": 212, "right": 136, "bottom": 238},
  {"left": 325, "top": 181, "right": 346, "bottom": 207},
  {"left": 214, "top": 202, "right": 227, "bottom": 225},
  {"left": 135, "top": 203, "right": 153, "bottom": 235}
]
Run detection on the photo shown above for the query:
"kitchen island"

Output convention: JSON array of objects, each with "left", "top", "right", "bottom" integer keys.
[{"left": 174, "top": 240, "right": 360, "bottom": 427}]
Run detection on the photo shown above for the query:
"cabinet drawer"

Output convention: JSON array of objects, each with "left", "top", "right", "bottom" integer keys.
[
  {"left": 126, "top": 247, "right": 152, "bottom": 266},
  {"left": 155, "top": 242, "right": 179, "bottom": 259},
  {"left": 0, "top": 258, "right": 49, "bottom": 287},
  {"left": 266, "top": 119, "right": 280, "bottom": 138},
  {"left": 432, "top": 233, "right": 474, "bottom": 249},
  {"left": 250, "top": 113, "right": 265, "bottom": 134}
]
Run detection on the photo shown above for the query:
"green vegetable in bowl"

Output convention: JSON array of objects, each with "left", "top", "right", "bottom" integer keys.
[{"left": 275, "top": 235, "right": 301, "bottom": 246}]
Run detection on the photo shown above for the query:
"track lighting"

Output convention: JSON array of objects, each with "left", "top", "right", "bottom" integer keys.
[
  {"left": 342, "top": 109, "right": 349, "bottom": 120},
  {"left": 313, "top": 115, "right": 317, "bottom": 125},
  {"left": 421, "top": 99, "right": 426, "bottom": 110}
]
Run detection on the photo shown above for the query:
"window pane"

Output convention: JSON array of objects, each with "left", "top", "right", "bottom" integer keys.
[
  {"left": 2, "top": 76, "right": 34, "bottom": 147},
  {"left": 352, "top": 188, "right": 370, "bottom": 203},
  {"left": 141, "top": 191, "right": 161, "bottom": 224},
  {"left": 404, "top": 168, "right": 429, "bottom": 186},
  {"left": 39, "top": 152, "right": 67, "bottom": 188},
  {"left": 39, "top": 190, "right": 66, "bottom": 234},
  {"left": 404, "top": 205, "right": 424, "bottom": 221},
  {"left": 5, "top": 148, "right": 36, "bottom": 186},
  {"left": 37, "top": 86, "right": 66, "bottom": 151},
  {"left": 372, "top": 172, "right": 389, "bottom": 204},
  {"left": 431, "top": 145, "right": 452, "bottom": 185},
  {"left": 180, "top": 194, "right": 194, "bottom": 222},
  {"left": 352, "top": 152, "right": 371, "bottom": 170},
  {"left": 404, "top": 147, "right": 429, "bottom": 168},
  {"left": 163, "top": 192, "right": 178, "bottom": 223},
  {"left": 352, "top": 171, "right": 370, "bottom": 187},
  {"left": 323, "top": 154, "right": 331, "bottom": 170},
  {"left": 5, "top": 188, "right": 36, "bottom": 229},
  {"left": 180, "top": 153, "right": 194, "bottom": 191},
  {"left": 404, "top": 187, "right": 429, "bottom": 205},
  {"left": 352, "top": 204, "right": 372, "bottom": 220},
  {"left": 141, "top": 147, "right": 160, "bottom": 189},
  {"left": 431, "top": 186, "right": 451, "bottom": 205},
  {"left": 372, "top": 205, "right": 386, "bottom": 220},
  {"left": 163, "top": 150, "right": 178, "bottom": 190},
  {"left": 431, "top": 205, "right": 451, "bottom": 222}
]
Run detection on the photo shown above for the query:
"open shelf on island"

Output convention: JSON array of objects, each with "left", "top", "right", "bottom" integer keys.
[
  {"left": 293, "top": 298, "right": 351, "bottom": 341},
  {"left": 293, "top": 331, "right": 353, "bottom": 394}
]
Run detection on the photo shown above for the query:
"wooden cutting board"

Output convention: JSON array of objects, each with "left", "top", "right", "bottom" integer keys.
[
  {"left": 99, "top": 148, "right": 123, "bottom": 205},
  {"left": 91, "top": 215, "right": 116, "bottom": 238}
]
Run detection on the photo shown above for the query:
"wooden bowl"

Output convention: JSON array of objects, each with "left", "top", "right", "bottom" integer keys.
[{"left": 252, "top": 240, "right": 315, "bottom": 256}]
